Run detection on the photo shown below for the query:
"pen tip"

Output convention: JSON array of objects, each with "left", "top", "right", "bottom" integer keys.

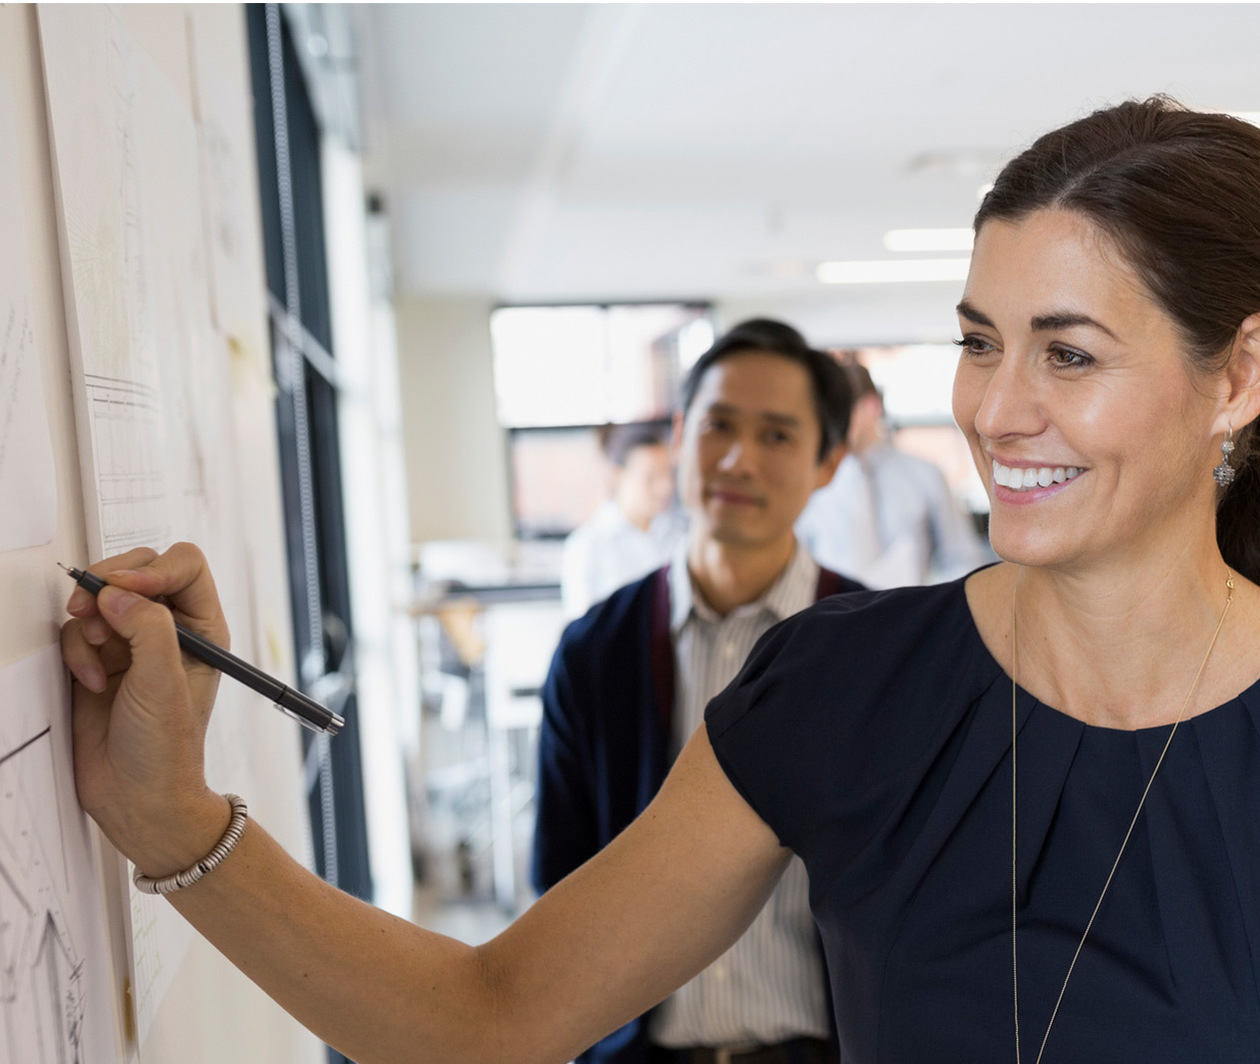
[{"left": 56, "top": 562, "right": 75, "bottom": 574}]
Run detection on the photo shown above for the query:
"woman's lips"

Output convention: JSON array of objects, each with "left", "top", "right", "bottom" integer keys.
[
  {"left": 991, "top": 459, "right": 1085, "bottom": 491},
  {"left": 990, "top": 459, "right": 1088, "bottom": 505}
]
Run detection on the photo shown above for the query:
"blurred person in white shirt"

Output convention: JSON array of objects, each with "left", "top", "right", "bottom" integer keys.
[
  {"left": 561, "top": 422, "right": 684, "bottom": 619},
  {"left": 797, "top": 358, "right": 992, "bottom": 587}
]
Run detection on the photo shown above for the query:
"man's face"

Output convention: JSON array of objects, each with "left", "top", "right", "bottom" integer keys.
[{"left": 674, "top": 350, "right": 842, "bottom": 551}]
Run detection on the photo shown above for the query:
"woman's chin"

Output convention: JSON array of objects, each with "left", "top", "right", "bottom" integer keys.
[{"left": 987, "top": 528, "right": 1073, "bottom": 570}]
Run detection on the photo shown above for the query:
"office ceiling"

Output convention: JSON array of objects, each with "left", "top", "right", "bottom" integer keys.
[{"left": 354, "top": 3, "right": 1260, "bottom": 314}]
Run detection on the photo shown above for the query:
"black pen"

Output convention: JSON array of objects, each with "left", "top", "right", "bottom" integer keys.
[{"left": 60, "top": 563, "right": 344, "bottom": 736}]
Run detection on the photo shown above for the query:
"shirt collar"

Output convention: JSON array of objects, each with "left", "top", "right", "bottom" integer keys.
[
  {"left": 590, "top": 499, "right": 633, "bottom": 532},
  {"left": 668, "top": 538, "right": 819, "bottom": 635}
]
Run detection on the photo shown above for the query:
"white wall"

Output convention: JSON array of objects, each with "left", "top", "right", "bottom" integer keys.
[
  {"left": 717, "top": 283, "right": 963, "bottom": 348},
  {"left": 395, "top": 296, "right": 514, "bottom": 547}
]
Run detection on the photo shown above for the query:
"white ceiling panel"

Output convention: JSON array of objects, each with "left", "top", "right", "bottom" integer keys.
[{"left": 355, "top": 3, "right": 1260, "bottom": 311}]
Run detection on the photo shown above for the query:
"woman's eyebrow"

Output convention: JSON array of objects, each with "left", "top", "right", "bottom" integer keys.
[
  {"left": 955, "top": 299, "right": 994, "bottom": 327},
  {"left": 957, "top": 299, "right": 1119, "bottom": 341},
  {"left": 1029, "top": 311, "right": 1119, "bottom": 340}
]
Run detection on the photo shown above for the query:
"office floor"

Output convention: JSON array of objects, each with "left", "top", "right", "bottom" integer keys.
[
  {"left": 408, "top": 695, "right": 537, "bottom": 945},
  {"left": 411, "top": 879, "right": 515, "bottom": 945}
]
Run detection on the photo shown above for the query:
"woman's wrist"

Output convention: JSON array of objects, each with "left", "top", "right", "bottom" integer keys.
[
  {"left": 126, "top": 789, "right": 233, "bottom": 879},
  {"left": 135, "top": 795, "right": 248, "bottom": 894}
]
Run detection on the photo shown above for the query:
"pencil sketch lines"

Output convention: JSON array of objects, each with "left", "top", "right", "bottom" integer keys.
[
  {"left": 0, "top": 727, "right": 86, "bottom": 1063},
  {"left": 0, "top": 305, "right": 29, "bottom": 470},
  {"left": 83, "top": 372, "right": 169, "bottom": 555},
  {"left": 0, "top": 726, "right": 51, "bottom": 769}
]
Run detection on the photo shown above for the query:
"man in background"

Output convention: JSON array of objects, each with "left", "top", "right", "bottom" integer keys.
[
  {"left": 797, "top": 359, "right": 990, "bottom": 587},
  {"left": 561, "top": 422, "right": 683, "bottom": 621},
  {"left": 533, "top": 319, "right": 861, "bottom": 1064}
]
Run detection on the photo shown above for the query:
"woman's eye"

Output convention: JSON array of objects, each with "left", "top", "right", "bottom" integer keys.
[
  {"left": 953, "top": 336, "right": 995, "bottom": 357},
  {"left": 1048, "top": 346, "right": 1093, "bottom": 368}
]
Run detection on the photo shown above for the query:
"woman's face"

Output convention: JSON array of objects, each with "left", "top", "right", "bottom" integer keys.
[{"left": 952, "top": 208, "right": 1221, "bottom": 571}]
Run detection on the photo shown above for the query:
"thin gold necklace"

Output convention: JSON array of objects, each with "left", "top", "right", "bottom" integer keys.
[{"left": 1010, "top": 570, "right": 1235, "bottom": 1064}]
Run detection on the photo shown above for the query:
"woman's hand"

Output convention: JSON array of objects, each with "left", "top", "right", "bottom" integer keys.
[{"left": 60, "top": 542, "right": 233, "bottom": 874}]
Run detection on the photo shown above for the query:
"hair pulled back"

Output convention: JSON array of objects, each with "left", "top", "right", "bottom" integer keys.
[{"left": 976, "top": 96, "right": 1260, "bottom": 582}]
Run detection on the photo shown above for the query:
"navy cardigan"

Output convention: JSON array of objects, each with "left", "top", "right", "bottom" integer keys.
[{"left": 532, "top": 565, "right": 860, "bottom": 1063}]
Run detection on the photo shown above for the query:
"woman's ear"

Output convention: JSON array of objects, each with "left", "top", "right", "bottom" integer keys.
[{"left": 1216, "top": 311, "right": 1260, "bottom": 434}]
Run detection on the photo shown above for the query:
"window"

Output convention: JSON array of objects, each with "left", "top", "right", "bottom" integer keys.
[
  {"left": 491, "top": 303, "right": 713, "bottom": 427},
  {"left": 248, "top": 4, "right": 373, "bottom": 981},
  {"left": 491, "top": 303, "right": 711, "bottom": 538}
]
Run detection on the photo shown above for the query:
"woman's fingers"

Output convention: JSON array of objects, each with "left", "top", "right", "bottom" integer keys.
[
  {"left": 99, "top": 542, "right": 228, "bottom": 648},
  {"left": 63, "top": 543, "right": 225, "bottom": 733},
  {"left": 82, "top": 615, "right": 111, "bottom": 646},
  {"left": 61, "top": 619, "right": 108, "bottom": 692},
  {"left": 66, "top": 546, "right": 159, "bottom": 618},
  {"left": 64, "top": 543, "right": 229, "bottom": 651},
  {"left": 95, "top": 586, "right": 190, "bottom": 720}
]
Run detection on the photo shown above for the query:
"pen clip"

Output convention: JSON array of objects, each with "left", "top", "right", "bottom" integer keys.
[{"left": 275, "top": 700, "right": 328, "bottom": 734}]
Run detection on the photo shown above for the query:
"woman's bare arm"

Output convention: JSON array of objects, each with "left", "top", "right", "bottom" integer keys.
[
  {"left": 167, "top": 728, "right": 786, "bottom": 1063},
  {"left": 61, "top": 544, "right": 789, "bottom": 1064}
]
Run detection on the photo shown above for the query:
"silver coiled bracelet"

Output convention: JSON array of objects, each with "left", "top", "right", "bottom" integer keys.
[{"left": 133, "top": 794, "right": 249, "bottom": 895}]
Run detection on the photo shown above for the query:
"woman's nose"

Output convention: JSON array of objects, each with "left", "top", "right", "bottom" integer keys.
[{"left": 973, "top": 354, "right": 1043, "bottom": 442}]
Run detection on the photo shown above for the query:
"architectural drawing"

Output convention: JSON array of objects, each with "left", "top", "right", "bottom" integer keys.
[
  {"left": 1, "top": 727, "right": 85, "bottom": 1064},
  {"left": 0, "top": 646, "right": 116, "bottom": 1062}
]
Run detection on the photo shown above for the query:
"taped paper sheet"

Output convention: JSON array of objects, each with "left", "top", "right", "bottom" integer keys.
[{"left": 0, "top": 78, "right": 57, "bottom": 553}]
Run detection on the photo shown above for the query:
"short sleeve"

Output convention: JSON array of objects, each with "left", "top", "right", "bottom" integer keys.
[
  {"left": 704, "top": 581, "right": 990, "bottom": 861},
  {"left": 704, "top": 605, "right": 849, "bottom": 854}
]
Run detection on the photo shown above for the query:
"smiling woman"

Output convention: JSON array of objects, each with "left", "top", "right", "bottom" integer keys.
[
  {"left": 953, "top": 206, "right": 1234, "bottom": 568},
  {"left": 58, "top": 98, "right": 1260, "bottom": 1064},
  {"left": 962, "top": 98, "right": 1260, "bottom": 581}
]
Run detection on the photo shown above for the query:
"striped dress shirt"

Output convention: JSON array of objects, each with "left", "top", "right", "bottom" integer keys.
[{"left": 649, "top": 540, "right": 831, "bottom": 1049}]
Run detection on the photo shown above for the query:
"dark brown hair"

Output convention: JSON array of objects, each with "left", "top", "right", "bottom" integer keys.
[
  {"left": 975, "top": 96, "right": 1260, "bottom": 581},
  {"left": 680, "top": 318, "right": 853, "bottom": 461}
]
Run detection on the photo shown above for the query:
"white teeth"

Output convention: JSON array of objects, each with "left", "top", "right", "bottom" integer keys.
[{"left": 991, "top": 460, "right": 1084, "bottom": 493}]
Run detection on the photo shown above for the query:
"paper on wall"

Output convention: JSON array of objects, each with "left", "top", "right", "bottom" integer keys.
[
  {"left": 40, "top": 6, "right": 261, "bottom": 1043},
  {"left": 0, "top": 78, "right": 57, "bottom": 553},
  {"left": 0, "top": 644, "right": 119, "bottom": 1062}
]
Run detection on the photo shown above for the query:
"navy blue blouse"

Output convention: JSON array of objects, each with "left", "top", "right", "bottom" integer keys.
[{"left": 705, "top": 578, "right": 1260, "bottom": 1063}]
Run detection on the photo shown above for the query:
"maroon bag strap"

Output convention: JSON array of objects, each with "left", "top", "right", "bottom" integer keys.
[
  {"left": 815, "top": 566, "right": 847, "bottom": 600},
  {"left": 648, "top": 566, "right": 675, "bottom": 733}
]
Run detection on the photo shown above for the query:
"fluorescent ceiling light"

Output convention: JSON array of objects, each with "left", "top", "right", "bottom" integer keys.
[
  {"left": 816, "top": 258, "right": 971, "bottom": 285},
  {"left": 884, "top": 228, "right": 974, "bottom": 252}
]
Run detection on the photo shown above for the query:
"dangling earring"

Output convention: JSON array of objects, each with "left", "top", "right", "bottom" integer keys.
[{"left": 1213, "top": 426, "right": 1236, "bottom": 487}]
